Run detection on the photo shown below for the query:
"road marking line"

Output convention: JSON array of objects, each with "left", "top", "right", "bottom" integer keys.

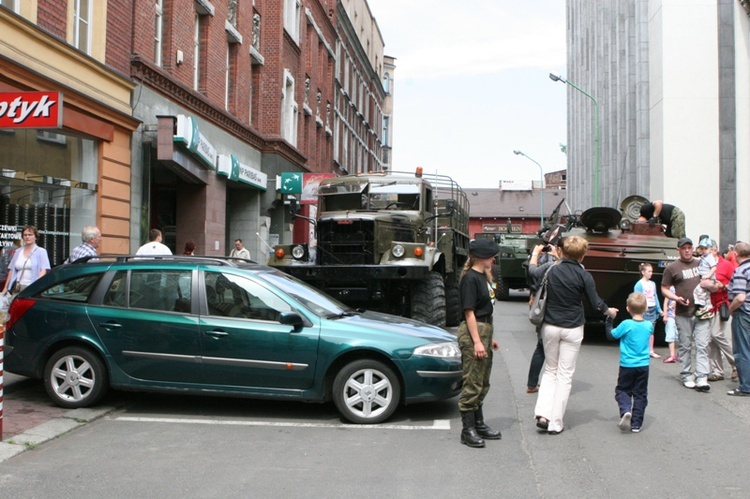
[{"left": 115, "top": 416, "right": 451, "bottom": 431}]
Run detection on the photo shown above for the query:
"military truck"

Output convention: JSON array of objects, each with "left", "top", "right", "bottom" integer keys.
[
  {"left": 268, "top": 169, "right": 470, "bottom": 327},
  {"left": 474, "top": 232, "right": 540, "bottom": 300}
]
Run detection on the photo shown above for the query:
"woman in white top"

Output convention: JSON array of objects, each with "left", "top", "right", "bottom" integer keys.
[{"left": 2, "top": 225, "right": 52, "bottom": 295}]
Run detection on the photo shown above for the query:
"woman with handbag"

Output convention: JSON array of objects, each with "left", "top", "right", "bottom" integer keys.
[
  {"left": 534, "top": 236, "right": 617, "bottom": 435},
  {"left": 1, "top": 225, "right": 52, "bottom": 296}
]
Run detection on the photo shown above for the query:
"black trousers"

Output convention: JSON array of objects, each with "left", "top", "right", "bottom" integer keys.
[{"left": 615, "top": 365, "right": 649, "bottom": 428}]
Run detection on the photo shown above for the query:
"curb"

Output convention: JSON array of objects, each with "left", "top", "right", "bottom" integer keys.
[{"left": 0, "top": 405, "right": 115, "bottom": 463}]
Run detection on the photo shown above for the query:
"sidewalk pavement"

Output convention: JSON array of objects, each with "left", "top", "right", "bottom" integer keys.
[{"left": 0, "top": 374, "right": 115, "bottom": 463}]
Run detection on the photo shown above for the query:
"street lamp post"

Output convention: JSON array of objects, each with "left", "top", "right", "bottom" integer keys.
[
  {"left": 549, "top": 73, "right": 600, "bottom": 206},
  {"left": 513, "top": 150, "right": 544, "bottom": 230}
]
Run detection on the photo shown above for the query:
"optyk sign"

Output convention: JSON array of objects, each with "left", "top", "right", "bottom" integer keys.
[{"left": 0, "top": 92, "right": 63, "bottom": 128}]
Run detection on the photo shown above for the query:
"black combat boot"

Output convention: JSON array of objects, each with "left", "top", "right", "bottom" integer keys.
[
  {"left": 474, "top": 406, "right": 502, "bottom": 440},
  {"left": 460, "top": 411, "right": 485, "bottom": 448}
]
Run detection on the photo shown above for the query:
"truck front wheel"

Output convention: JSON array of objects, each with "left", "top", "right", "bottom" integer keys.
[{"left": 411, "top": 272, "right": 446, "bottom": 327}]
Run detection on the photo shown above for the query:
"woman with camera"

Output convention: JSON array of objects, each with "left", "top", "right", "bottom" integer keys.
[{"left": 533, "top": 236, "right": 617, "bottom": 435}]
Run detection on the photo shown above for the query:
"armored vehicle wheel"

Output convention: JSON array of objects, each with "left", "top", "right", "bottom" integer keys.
[
  {"left": 492, "top": 265, "right": 510, "bottom": 301},
  {"left": 411, "top": 271, "right": 446, "bottom": 327},
  {"left": 445, "top": 285, "right": 461, "bottom": 327}
]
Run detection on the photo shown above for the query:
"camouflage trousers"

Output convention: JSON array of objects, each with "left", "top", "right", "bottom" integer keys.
[
  {"left": 668, "top": 207, "right": 686, "bottom": 239},
  {"left": 457, "top": 321, "right": 494, "bottom": 412}
]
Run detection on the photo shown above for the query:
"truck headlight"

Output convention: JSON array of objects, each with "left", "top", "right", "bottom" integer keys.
[
  {"left": 413, "top": 342, "right": 461, "bottom": 359},
  {"left": 291, "top": 245, "right": 306, "bottom": 260},
  {"left": 391, "top": 244, "right": 405, "bottom": 258}
]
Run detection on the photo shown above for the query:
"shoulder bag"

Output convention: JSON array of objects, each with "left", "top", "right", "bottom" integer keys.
[{"left": 529, "top": 266, "right": 553, "bottom": 326}]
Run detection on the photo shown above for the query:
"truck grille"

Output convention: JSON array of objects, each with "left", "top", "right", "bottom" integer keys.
[{"left": 318, "top": 220, "right": 375, "bottom": 264}]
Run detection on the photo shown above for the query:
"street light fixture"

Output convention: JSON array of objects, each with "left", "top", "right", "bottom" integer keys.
[
  {"left": 549, "top": 73, "right": 601, "bottom": 206},
  {"left": 513, "top": 150, "right": 544, "bottom": 230}
]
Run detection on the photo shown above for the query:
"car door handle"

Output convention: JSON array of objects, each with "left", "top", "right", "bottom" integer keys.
[
  {"left": 204, "top": 330, "right": 229, "bottom": 338},
  {"left": 99, "top": 322, "right": 122, "bottom": 330}
]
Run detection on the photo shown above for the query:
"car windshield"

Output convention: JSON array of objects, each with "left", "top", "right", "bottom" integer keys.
[{"left": 255, "top": 269, "right": 353, "bottom": 318}]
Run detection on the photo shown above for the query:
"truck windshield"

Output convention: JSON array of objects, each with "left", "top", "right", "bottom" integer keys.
[
  {"left": 366, "top": 182, "right": 420, "bottom": 210},
  {"left": 318, "top": 181, "right": 421, "bottom": 211}
]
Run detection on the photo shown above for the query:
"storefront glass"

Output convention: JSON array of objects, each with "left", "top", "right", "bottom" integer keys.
[{"left": 0, "top": 129, "right": 98, "bottom": 265}]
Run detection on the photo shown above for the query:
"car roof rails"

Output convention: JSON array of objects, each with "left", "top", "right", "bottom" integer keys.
[{"left": 67, "top": 255, "right": 258, "bottom": 266}]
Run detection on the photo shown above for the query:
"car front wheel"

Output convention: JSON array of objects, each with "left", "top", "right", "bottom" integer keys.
[
  {"left": 43, "top": 346, "right": 108, "bottom": 409},
  {"left": 332, "top": 359, "right": 401, "bottom": 424}
]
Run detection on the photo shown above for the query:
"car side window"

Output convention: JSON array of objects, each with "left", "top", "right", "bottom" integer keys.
[
  {"left": 102, "top": 269, "right": 191, "bottom": 312},
  {"left": 39, "top": 274, "right": 102, "bottom": 302},
  {"left": 204, "top": 271, "right": 292, "bottom": 321}
]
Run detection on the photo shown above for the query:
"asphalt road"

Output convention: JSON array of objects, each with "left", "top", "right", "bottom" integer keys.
[{"left": 1, "top": 291, "right": 749, "bottom": 498}]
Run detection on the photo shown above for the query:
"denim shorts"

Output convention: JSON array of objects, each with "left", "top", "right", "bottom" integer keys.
[
  {"left": 644, "top": 306, "right": 660, "bottom": 323},
  {"left": 664, "top": 318, "right": 678, "bottom": 343}
]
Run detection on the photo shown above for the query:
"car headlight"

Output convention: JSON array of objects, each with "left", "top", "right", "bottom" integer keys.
[
  {"left": 413, "top": 341, "right": 461, "bottom": 359},
  {"left": 391, "top": 244, "right": 405, "bottom": 258},
  {"left": 291, "top": 245, "right": 306, "bottom": 260}
]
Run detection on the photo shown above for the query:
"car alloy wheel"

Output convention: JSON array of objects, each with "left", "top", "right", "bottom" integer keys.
[
  {"left": 333, "top": 359, "right": 401, "bottom": 424},
  {"left": 43, "top": 346, "right": 108, "bottom": 408}
]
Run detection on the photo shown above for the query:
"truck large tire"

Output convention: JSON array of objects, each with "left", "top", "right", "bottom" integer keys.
[
  {"left": 492, "top": 265, "right": 510, "bottom": 301},
  {"left": 411, "top": 271, "right": 446, "bottom": 327},
  {"left": 445, "top": 285, "right": 461, "bottom": 327}
]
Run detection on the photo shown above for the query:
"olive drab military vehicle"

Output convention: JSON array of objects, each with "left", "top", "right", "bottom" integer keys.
[
  {"left": 268, "top": 169, "right": 470, "bottom": 328},
  {"left": 475, "top": 232, "right": 541, "bottom": 300}
]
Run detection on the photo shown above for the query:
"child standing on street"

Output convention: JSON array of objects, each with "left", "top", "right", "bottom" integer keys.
[
  {"left": 634, "top": 262, "right": 662, "bottom": 358},
  {"left": 662, "top": 286, "right": 678, "bottom": 363},
  {"left": 608, "top": 292, "right": 652, "bottom": 433}
]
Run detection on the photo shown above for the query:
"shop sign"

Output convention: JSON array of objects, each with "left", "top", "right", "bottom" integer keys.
[
  {"left": 482, "top": 224, "right": 523, "bottom": 233},
  {"left": 217, "top": 154, "right": 267, "bottom": 191},
  {"left": 0, "top": 91, "right": 62, "bottom": 129},
  {"left": 0, "top": 224, "right": 22, "bottom": 248},
  {"left": 280, "top": 172, "right": 303, "bottom": 194},
  {"left": 174, "top": 115, "right": 217, "bottom": 169}
]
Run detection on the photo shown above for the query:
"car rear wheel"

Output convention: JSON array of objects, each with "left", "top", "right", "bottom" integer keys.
[
  {"left": 332, "top": 359, "right": 401, "bottom": 424},
  {"left": 44, "top": 346, "right": 108, "bottom": 409}
]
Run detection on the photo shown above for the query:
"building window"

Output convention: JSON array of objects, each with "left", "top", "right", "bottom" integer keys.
[
  {"left": 383, "top": 73, "right": 391, "bottom": 94},
  {"left": 194, "top": 13, "right": 201, "bottom": 90},
  {"left": 74, "top": 0, "right": 93, "bottom": 54},
  {"left": 225, "top": 46, "right": 232, "bottom": 110},
  {"left": 283, "top": 0, "right": 301, "bottom": 42},
  {"left": 382, "top": 116, "right": 389, "bottom": 147},
  {"left": 0, "top": 0, "right": 19, "bottom": 13},
  {"left": 281, "top": 70, "right": 298, "bottom": 145},
  {"left": 154, "top": 0, "right": 164, "bottom": 66}
]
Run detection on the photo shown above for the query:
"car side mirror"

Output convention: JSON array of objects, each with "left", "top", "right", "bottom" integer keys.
[{"left": 279, "top": 311, "right": 304, "bottom": 331}]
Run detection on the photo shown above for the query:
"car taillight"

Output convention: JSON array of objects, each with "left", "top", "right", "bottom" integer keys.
[{"left": 6, "top": 297, "right": 36, "bottom": 331}]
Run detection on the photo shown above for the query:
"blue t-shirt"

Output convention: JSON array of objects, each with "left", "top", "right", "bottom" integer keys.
[{"left": 611, "top": 318, "right": 653, "bottom": 368}]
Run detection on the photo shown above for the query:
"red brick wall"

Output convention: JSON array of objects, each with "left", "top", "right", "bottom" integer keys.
[
  {"left": 36, "top": 0, "right": 67, "bottom": 40},
  {"left": 106, "top": 0, "right": 134, "bottom": 74}
]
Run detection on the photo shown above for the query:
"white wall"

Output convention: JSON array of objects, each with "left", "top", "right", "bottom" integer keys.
[
  {"left": 736, "top": 5, "right": 750, "bottom": 243},
  {"left": 650, "top": 0, "right": 720, "bottom": 240}
]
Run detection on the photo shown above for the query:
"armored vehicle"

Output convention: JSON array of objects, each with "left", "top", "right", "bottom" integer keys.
[
  {"left": 475, "top": 232, "right": 540, "bottom": 300},
  {"left": 554, "top": 196, "right": 680, "bottom": 339},
  {"left": 268, "top": 169, "right": 470, "bottom": 328}
]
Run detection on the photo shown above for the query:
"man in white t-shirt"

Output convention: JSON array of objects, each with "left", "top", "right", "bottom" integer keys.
[{"left": 136, "top": 229, "right": 172, "bottom": 255}]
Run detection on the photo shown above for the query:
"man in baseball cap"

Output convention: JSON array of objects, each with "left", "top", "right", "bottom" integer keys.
[{"left": 661, "top": 235, "right": 713, "bottom": 391}]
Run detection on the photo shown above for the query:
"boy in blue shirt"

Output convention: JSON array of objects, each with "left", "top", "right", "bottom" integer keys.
[{"left": 607, "top": 292, "right": 652, "bottom": 433}]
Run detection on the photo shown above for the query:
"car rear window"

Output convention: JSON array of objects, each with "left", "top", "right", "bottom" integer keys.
[{"left": 39, "top": 274, "right": 103, "bottom": 303}]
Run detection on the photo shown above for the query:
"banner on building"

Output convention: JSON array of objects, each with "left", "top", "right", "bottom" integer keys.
[
  {"left": 0, "top": 91, "right": 63, "bottom": 129},
  {"left": 174, "top": 115, "right": 217, "bottom": 170},
  {"left": 217, "top": 154, "right": 267, "bottom": 190}
]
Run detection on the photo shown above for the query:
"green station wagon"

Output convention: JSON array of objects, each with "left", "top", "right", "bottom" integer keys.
[{"left": 3, "top": 256, "right": 462, "bottom": 424}]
